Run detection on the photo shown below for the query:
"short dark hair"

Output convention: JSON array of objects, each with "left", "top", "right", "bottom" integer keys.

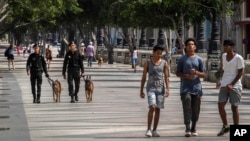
[
  {"left": 33, "top": 44, "right": 39, "bottom": 48},
  {"left": 185, "top": 38, "right": 197, "bottom": 46},
  {"left": 68, "top": 41, "right": 75, "bottom": 46},
  {"left": 223, "top": 39, "right": 235, "bottom": 47},
  {"left": 153, "top": 45, "right": 164, "bottom": 52}
]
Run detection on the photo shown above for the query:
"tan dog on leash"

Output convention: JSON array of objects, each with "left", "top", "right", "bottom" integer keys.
[
  {"left": 98, "top": 57, "right": 103, "bottom": 67},
  {"left": 84, "top": 75, "right": 94, "bottom": 103},
  {"left": 48, "top": 78, "right": 63, "bottom": 103}
]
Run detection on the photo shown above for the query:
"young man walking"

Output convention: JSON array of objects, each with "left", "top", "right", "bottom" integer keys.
[
  {"left": 216, "top": 39, "right": 245, "bottom": 136},
  {"left": 140, "top": 45, "right": 170, "bottom": 137},
  {"left": 176, "top": 38, "right": 206, "bottom": 137}
]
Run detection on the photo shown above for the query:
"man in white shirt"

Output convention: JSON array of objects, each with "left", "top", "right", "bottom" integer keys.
[
  {"left": 132, "top": 46, "right": 138, "bottom": 72},
  {"left": 216, "top": 39, "right": 245, "bottom": 136}
]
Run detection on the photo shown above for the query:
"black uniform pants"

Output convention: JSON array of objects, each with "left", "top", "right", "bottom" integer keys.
[
  {"left": 30, "top": 73, "right": 43, "bottom": 99},
  {"left": 67, "top": 69, "right": 81, "bottom": 96}
]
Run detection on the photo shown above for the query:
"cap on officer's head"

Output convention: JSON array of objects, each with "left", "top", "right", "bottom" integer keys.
[
  {"left": 33, "top": 44, "right": 39, "bottom": 48},
  {"left": 68, "top": 41, "right": 75, "bottom": 46},
  {"left": 89, "top": 41, "right": 93, "bottom": 45},
  {"left": 223, "top": 39, "right": 235, "bottom": 47},
  {"left": 81, "top": 43, "right": 85, "bottom": 46}
]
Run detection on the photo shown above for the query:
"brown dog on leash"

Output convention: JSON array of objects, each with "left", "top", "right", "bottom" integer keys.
[
  {"left": 84, "top": 75, "right": 94, "bottom": 103},
  {"left": 98, "top": 57, "right": 103, "bottom": 67},
  {"left": 48, "top": 78, "right": 63, "bottom": 103}
]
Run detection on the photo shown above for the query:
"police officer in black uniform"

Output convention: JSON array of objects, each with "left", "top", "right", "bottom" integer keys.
[
  {"left": 26, "top": 44, "right": 49, "bottom": 103},
  {"left": 63, "top": 41, "right": 84, "bottom": 103}
]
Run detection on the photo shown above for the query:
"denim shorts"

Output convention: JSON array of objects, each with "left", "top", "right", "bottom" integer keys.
[
  {"left": 218, "top": 87, "right": 242, "bottom": 106},
  {"left": 132, "top": 58, "right": 137, "bottom": 65},
  {"left": 147, "top": 91, "right": 165, "bottom": 109}
]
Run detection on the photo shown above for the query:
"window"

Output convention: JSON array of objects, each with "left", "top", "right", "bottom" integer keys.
[{"left": 246, "top": 0, "right": 250, "bottom": 17}]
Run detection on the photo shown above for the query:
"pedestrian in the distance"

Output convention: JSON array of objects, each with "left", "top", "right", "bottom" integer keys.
[
  {"left": 216, "top": 39, "right": 245, "bottom": 136},
  {"left": 5, "top": 44, "right": 15, "bottom": 70},
  {"left": 23, "top": 45, "right": 28, "bottom": 58},
  {"left": 62, "top": 41, "right": 84, "bottom": 103},
  {"left": 26, "top": 44, "right": 49, "bottom": 103},
  {"left": 176, "top": 38, "right": 206, "bottom": 137},
  {"left": 140, "top": 45, "right": 170, "bottom": 137},
  {"left": 132, "top": 46, "right": 138, "bottom": 73},
  {"left": 45, "top": 45, "right": 52, "bottom": 70},
  {"left": 80, "top": 43, "right": 85, "bottom": 60},
  {"left": 86, "top": 41, "right": 95, "bottom": 67},
  {"left": 16, "top": 44, "right": 21, "bottom": 57}
]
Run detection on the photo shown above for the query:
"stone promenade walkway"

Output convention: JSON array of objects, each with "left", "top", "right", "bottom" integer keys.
[{"left": 1, "top": 43, "right": 250, "bottom": 141}]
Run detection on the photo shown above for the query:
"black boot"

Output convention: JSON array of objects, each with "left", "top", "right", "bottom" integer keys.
[
  {"left": 75, "top": 94, "right": 78, "bottom": 102},
  {"left": 70, "top": 96, "right": 75, "bottom": 103},
  {"left": 36, "top": 94, "right": 41, "bottom": 104},
  {"left": 33, "top": 94, "right": 36, "bottom": 103}
]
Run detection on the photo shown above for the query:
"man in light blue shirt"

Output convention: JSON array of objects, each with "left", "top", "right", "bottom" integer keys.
[{"left": 176, "top": 38, "right": 206, "bottom": 137}]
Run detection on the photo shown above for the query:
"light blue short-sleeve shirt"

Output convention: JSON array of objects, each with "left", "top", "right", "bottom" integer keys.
[{"left": 176, "top": 55, "right": 206, "bottom": 95}]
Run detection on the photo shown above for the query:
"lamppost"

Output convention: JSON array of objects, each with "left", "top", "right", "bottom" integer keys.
[
  {"left": 85, "top": 21, "right": 90, "bottom": 45},
  {"left": 208, "top": 14, "right": 221, "bottom": 55},
  {"left": 157, "top": 28, "right": 165, "bottom": 46},
  {"left": 97, "top": 27, "right": 104, "bottom": 47},
  {"left": 207, "top": 11, "right": 221, "bottom": 82},
  {"left": 139, "top": 28, "right": 147, "bottom": 49},
  {"left": 197, "top": 22, "right": 207, "bottom": 53}
]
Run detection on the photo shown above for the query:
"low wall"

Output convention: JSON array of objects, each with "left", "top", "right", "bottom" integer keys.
[
  {"left": 243, "top": 60, "right": 250, "bottom": 88},
  {"left": 96, "top": 48, "right": 250, "bottom": 89}
]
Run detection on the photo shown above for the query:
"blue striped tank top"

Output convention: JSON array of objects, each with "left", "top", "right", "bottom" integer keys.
[{"left": 146, "top": 59, "right": 165, "bottom": 93}]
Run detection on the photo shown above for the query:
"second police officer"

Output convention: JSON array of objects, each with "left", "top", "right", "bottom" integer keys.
[
  {"left": 63, "top": 41, "right": 85, "bottom": 103},
  {"left": 26, "top": 44, "right": 49, "bottom": 104}
]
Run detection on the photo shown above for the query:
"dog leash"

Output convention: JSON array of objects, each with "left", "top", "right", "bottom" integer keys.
[{"left": 47, "top": 77, "right": 53, "bottom": 86}]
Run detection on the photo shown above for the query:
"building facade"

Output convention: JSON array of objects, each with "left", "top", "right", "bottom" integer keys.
[{"left": 235, "top": 0, "right": 250, "bottom": 59}]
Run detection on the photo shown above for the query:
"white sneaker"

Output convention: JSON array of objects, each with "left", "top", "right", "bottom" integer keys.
[
  {"left": 191, "top": 132, "right": 199, "bottom": 136},
  {"left": 152, "top": 130, "right": 160, "bottom": 137},
  {"left": 145, "top": 130, "right": 152, "bottom": 137},
  {"left": 185, "top": 132, "right": 191, "bottom": 137}
]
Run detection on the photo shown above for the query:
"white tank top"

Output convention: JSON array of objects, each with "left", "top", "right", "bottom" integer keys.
[{"left": 133, "top": 50, "right": 138, "bottom": 59}]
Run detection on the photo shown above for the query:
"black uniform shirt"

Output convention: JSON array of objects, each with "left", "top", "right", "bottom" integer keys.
[
  {"left": 26, "top": 53, "right": 48, "bottom": 74},
  {"left": 62, "top": 50, "right": 84, "bottom": 75}
]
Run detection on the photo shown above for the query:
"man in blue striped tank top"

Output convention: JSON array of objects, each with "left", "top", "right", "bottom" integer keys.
[{"left": 140, "top": 45, "right": 170, "bottom": 137}]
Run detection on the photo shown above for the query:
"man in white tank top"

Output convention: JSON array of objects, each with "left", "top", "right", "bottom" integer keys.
[{"left": 132, "top": 46, "right": 138, "bottom": 72}]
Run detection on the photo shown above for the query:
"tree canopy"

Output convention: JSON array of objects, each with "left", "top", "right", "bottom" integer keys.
[{"left": 0, "top": 0, "right": 245, "bottom": 44}]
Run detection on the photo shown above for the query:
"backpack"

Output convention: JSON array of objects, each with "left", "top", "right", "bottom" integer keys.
[{"left": 4, "top": 48, "right": 9, "bottom": 57}]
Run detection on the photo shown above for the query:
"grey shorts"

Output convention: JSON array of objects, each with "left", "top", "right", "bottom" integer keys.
[
  {"left": 147, "top": 91, "right": 165, "bottom": 109},
  {"left": 218, "top": 87, "right": 242, "bottom": 106}
]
